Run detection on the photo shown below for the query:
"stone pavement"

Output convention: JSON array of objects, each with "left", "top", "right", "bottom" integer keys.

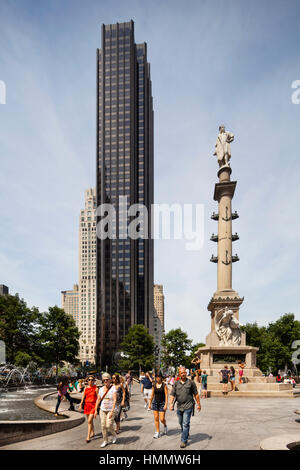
[{"left": 1, "top": 382, "right": 300, "bottom": 450}]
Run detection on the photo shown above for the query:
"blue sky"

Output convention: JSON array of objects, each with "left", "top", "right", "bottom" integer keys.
[{"left": 1, "top": 0, "right": 300, "bottom": 343}]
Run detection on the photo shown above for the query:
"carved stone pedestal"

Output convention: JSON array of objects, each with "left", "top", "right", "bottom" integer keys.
[{"left": 197, "top": 345, "right": 261, "bottom": 377}]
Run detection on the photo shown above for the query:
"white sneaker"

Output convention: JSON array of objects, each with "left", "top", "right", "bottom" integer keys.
[
  {"left": 144, "top": 403, "right": 147, "bottom": 408},
  {"left": 153, "top": 432, "right": 160, "bottom": 439},
  {"left": 164, "top": 426, "right": 168, "bottom": 435},
  {"left": 111, "top": 437, "right": 117, "bottom": 444},
  {"left": 100, "top": 441, "right": 108, "bottom": 448}
]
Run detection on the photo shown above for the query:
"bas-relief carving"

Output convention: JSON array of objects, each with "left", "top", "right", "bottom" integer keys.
[{"left": 215, "top": 306, "right": 241, "bottom": 346}]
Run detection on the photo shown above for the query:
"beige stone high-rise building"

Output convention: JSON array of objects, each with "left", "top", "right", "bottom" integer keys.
[
  {"left": 152, "top": 307, "right": 163, "bottom": 368},
  {"left": 61, "top": 284, "right": 79, "bottom": 326},
  {"left": 61, "top": 189, "right": 97, "bottom": 365},
  {"left": 154, "top": 284, "right": 165, "bottom": 331},
  {"left": 78, "top": 188, "right": 97, "bottom": 365}
]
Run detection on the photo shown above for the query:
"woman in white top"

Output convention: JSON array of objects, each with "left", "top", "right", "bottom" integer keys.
[{"left": 94, "top": 373, "right": 117, "bottom": 448}]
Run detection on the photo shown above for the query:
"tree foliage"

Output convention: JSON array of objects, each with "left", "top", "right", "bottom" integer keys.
[
  {"left": 241, "top": 313, "right": 300, "bottom": 373},
  {"left": 0, "top": 295, "right": 80, "bottom": 369},
  {"left": 161, "top": 328, "right": 193, "bottom": 368},
  {"left": 38, "top": 306, "right": 80, "bottom": 372},
  {"left": 0, "top": 294, "right": 41, "bottom": 364},
  {"left": 118, "top": 324, "right": 154, "bottom": 371}
]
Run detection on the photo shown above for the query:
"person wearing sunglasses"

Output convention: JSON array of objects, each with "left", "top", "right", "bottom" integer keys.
[
  {"left": 78, "top": 376, "right": 99, "bottom": 443},
  {"left": 148, "top": 372, "right": 169, "bottom": 439},
  {"left": 94, "top": 373, "right": 117, "bottom": 448}
]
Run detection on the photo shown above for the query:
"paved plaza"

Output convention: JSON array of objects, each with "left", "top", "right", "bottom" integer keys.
[{"left": 1, "top": 383, "right": 300, "bottom": 450}]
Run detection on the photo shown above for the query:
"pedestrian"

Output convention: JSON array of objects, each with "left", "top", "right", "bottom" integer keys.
[
  {"left": 139, "top": 371, "right": 145, "bottom": 391},
  {"left": 219, "top": 365, "right": 230, "bottom": 396},
  {"left": 141, "top": 371, "right": 153, "bottom": 410},
  {"left": 68, "top": 379, "right": 76, "bottom": 393},
  {"left": 276, "top": 373, "right": 282, "bottom": 383},
  {"left": 169, "top": 366, "right": 201, "bottom": 448},
  {"left": 238, "top": 361, "right": 245, "bottom": 384},
  {"left": 169, "top": 375, "right": 175, "bottom": 386},
  {"left": 125, "top": 370, "right": 133, "bottom": 396},
  {"left": 94, "top": 373, "right": 117, "bottom": 448},
  {"left": 54, "top": 377, "right": 75, "bottom": 416},
  {"left": 148, "top": 372, "right": 169, "bottom": 438},
  {"left": 120, "top": 375, "right": 130, "bottom": 420},
  {"left": 229, "top": 366, "right": 236, "bottom": 391},
  {"left": 76, "top": 379, "right": 85, "bottom": 393},
  {"left": 78, "top": 375, "right": 99, "bottom": 443},
  {"left": 201, "top": 370, "right": 208, "bottom": 398},
  {"left": 112, "top": 373, "right": 125, "bottom": 434}
]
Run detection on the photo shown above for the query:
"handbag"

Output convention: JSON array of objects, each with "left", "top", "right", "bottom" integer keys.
[{"left": 97, "top": 385, "right": 112, "bottom": 415}]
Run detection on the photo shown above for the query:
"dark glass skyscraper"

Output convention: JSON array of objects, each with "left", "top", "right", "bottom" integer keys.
[{"left": 96, "top": 20, "right": 154, "bottom": 368}]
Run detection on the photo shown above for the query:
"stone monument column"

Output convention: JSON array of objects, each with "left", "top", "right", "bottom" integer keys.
[
  {"left": 197, "top": 125, "right": 261, "bottom": 378},
  {"left": 215, "top": 166, "right": 236, "bottom": 294}
]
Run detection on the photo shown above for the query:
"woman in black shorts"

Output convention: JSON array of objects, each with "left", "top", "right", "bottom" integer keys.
[{"left": 148, "top": 372, "right": 168, "bottom": 439}]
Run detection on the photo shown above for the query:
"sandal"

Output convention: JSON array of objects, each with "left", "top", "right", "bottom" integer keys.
[{"left": 86, "top": 438, "right": 91, "bottom": 443}]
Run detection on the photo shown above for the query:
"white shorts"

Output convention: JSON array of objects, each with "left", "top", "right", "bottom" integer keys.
[{"left": 143, "top": 389, "right": 152, "bottom": 399}]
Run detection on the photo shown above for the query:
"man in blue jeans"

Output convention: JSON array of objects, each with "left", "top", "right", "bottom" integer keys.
[{"left": 169, "top": 367, "right": 201, "bottom": 448}]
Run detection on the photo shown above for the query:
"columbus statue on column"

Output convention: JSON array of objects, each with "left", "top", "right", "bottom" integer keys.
[{"left": 213, "top": 125, "right": 234, "bottom": 167}]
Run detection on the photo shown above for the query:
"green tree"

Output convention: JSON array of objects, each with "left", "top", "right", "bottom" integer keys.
[
  {"left": 0, "top": 294, "right": 41, "bottom": 364},
  {"left": 38, "top": 306, "right": 80, "bottom": 375},
  {"left": 241, "top": 314, "right": 300, "bottom": 373},
  {"left": 118, "top": 324, "right": 154, "bottom": 372},
  {"left": 14, "top": 351, "right": 33, "bottom": 367},
  {"left": 161, "top": 328, "right": 193, "bottom": 369}
]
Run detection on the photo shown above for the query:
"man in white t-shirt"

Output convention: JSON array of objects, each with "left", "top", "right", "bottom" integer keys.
[{"left": 94, "top": 373, "right": 117, "bottom": 448}]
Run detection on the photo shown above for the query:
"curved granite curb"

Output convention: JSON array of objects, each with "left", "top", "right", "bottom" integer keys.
[
  {"left": 260, "top": 434, "right": 300, "bottom": 450},
  {"left": 0, "top": 391, "right": 85, "bottom": 447}
]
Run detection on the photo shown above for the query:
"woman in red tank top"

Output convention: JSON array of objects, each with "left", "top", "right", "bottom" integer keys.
[{"left": 79, "top": 376, "right": 99, "bottom": 443}]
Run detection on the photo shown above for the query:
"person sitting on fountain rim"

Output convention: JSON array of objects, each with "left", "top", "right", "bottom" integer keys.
[{"left": 55, "top": 377, "right": 75, "bottom": 416}]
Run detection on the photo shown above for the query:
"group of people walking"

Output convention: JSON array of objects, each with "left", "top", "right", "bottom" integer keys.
[
  {"left": 141, "top": 367, "right": 201, "bottom": 448},
  {"left": 79, "top": 373, "right": 131, "bottom": 447},
  {"left": 55, "top": 372, "right": 131, "bottom": 448},
  {"left": 54, "top": 367, "right": 202, "bottom": 448}
]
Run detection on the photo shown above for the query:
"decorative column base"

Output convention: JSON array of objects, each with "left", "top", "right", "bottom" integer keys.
[{"left": 197, "top": 345, "right": 262, "bottom": 377}]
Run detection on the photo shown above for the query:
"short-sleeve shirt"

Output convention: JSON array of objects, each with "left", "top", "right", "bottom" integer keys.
[
  {"left": 220, "top": 369, "right": 230, "bottom": 380},
  {"left": 171, "top": 379, "right": 198, "bottom": 411},
  {"left": 201, "top": 374, "right": 208, "bottom": 386},
  {"left": 98, "top": 385, "right": 116, "bottom": 411},
  {"left": 141, "top": 377, "right": 152, "bottom": 389}
]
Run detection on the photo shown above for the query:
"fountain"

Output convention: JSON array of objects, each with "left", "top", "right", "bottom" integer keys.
[
  {"left": 0, "top": 362, "right": 58, "bottom": 389},
  {"left": 0, "top": 362, "right": 77, "bottom": 419}
]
